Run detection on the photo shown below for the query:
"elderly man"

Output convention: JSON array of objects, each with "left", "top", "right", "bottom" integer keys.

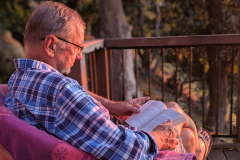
[{"left": 5, "top": 1, "right": 211, "bottom": 160}]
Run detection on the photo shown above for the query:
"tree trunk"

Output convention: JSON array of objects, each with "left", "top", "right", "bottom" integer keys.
[
  {"left": 205, "top": 0, "right": 229, "bottom": 133},
  {"left": 155, "top": 1, "right": 161, "bottom": 37},
  {"left": 99, "top": 0, "right": 138, "bottom": 101},
  {"left": 206, "top": 47, "right": 229, "bottom": 133},
  {"left": 138, "top": 0, "right": 145, "bottom": 37}
]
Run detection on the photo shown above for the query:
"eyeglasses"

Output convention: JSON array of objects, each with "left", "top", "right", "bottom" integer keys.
[{"left": 41, "top": 36, "right": 84, "bottom": 53}]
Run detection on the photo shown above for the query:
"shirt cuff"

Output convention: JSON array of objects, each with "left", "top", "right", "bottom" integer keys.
[{"left": 140, "top": 130, "right": 159, "bottom": 158}]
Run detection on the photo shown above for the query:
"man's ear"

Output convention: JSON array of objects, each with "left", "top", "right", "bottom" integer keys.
[{"left": 43, "top": 35, "right": 57, "bottom": 58}]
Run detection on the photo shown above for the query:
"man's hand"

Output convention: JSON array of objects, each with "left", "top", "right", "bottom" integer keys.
[
  {"left": 110, "top": 97, "right": 150, "bottom": 116},
  {"left": 149, "top": 119, "right": 179, "bottom": 151},
  {"left": 87, "top": 91, "right": 150, "bottom": 116}
]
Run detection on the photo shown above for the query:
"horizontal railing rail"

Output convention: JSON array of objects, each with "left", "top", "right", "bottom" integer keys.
[{"left": 105, "top": 34, "right": 240, "bottom": 48}]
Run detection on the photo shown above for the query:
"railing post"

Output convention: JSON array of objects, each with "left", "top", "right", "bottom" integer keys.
[
  {"left": 135, "top": 49, "right": 138, "bottom": 98},
  {"left": 148, "top": 48, "right": 152, "bottom": 98},
  {"left": 175, "top": 48, "right": 178, "bottom": 103},
  {"left": 94, "top": 48, "right": 110, "bottom": 99},
  {"left": 89, "top": 53, "right": 95, "bottom": 93},
  {"left": 189, "top": 47, "right": 192, "bottom": 116},
  {"left": 110, "top": 49, "right": 114, "bottom": 100},
  {"left": 203, "top": 48, "right": 206, "bottom": 129},
  {"left": 162, "top": 48, "right": 165, "bottom": 102},
  {"left": 122, "top": 49, "right": 125, "bottom": 100},
  {"left": 68, "top": 53, "right": 88, "bottom": 90},
  {"left": 237, "top": 47, "right": 240, "bottom": 142}
]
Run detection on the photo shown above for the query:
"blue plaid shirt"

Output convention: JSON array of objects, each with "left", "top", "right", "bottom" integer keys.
[{"left": 5, "top": 58, "right": 158, "bottom": 160}]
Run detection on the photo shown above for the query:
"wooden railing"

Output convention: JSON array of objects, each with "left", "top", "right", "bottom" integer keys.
[{"left": 68, "top": 34, "right": 240, "bottom": 147}]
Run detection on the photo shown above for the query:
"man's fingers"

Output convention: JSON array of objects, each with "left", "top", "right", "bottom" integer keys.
[
  {"left": 162, "top": 138, "right": 179, "bottom": 150},
  {"left": 169, "top": 138, "right": 179, "bottom": 145},
  {"left": 127, "top": 97, "right": 149, "bottom": 108},
  {"left": 133, "top": 97, "right": 150, "bottom": 104},
  {"left": 169, "top": 140, "right": 179, "bottom": 150},
  {"left": 130, "top": 101, "right": 141, "bottom": 109},
  {"left": 128, "top": 105, "right": 140, "bottom": 114},
  {"left": 125, "top": 101, "right": 140, "bottom": 114},
  {"left": 162, "top": 119, "right": 172, "bottom": 125}
]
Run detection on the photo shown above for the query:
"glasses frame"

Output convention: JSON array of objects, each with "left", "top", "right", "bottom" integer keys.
[{"left": 41, "top": 36, "right": 84, "bottom": 51}]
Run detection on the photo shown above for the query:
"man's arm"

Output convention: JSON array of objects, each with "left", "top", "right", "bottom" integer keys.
[
  {"left": 87, "top": 91, "right": 150, "bottom": 116},
  {"left": 88, "top": 91, "right": 180, "bottom": 150},
  {"left": 55, "top": 83, "right": 159, "bottom": 159}
]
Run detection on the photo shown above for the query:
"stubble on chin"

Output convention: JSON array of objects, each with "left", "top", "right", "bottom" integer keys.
[{"left": 62, "top": 68, "right": 71, "bottom": 75}]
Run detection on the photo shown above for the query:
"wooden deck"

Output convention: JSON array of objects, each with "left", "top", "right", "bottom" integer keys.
[
  {"left": 207, "top": 143, "right": 240, "bottom": 160},
  {"left": 208, "top": 148, "right": 240, "bottom": 160}
]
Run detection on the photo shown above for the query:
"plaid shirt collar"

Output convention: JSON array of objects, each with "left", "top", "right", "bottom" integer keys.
[{"left": 14, "top": 58, "right": 60, "bottom": 74}]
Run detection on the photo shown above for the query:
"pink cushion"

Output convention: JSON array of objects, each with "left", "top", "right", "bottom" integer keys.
[{"left": 0, "top": 84, "right": 97, "bottom": 160}]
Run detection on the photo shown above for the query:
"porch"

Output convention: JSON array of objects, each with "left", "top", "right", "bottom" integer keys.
[{"left": 69, "top": 34, "right": 240, "bottom": 159}]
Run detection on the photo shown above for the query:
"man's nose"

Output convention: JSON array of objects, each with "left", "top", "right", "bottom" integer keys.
[{"left": 76, "top": 53, "right": 82, "bottom": 60}]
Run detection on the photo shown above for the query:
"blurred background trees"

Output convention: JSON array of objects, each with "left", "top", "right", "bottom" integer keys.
[{"left": 1, "top": 0, "right": 240, "bottom": 134}]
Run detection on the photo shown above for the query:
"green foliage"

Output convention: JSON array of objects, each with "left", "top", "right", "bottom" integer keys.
[
  {"left": 0, "top": 0, "right": 33, "bottom": 43},
  {"left": 3, "top": 0, "right": 239, "bottom": 39},
  {"left": 0, "top": 0, "right": 101, "bottom": 41},
  {"left": 122, "top": 0, "right": 240, "bottom": 37},
  {"left": 76, "top": 0, "right": 99, "bottom": 33}
]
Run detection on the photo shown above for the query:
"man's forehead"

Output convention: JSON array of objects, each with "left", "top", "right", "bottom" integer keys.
[
  {"left": 69, "top": 20, "right": 84, "bottom": 31},
  {"left": 75, "top": 25, "right": 84, "bottom": 35}
]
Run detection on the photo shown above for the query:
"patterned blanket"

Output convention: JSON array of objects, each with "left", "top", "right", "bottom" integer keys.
[{"left": 0, "top": 84, "right": 197, "bottom": 160}]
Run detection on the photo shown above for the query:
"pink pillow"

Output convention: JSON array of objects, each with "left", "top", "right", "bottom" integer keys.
[{"left": 0, "top": 84, "right": 97, "bottom": 160}]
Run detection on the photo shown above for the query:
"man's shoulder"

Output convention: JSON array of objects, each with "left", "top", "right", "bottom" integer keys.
[
  {"left": 41, "top": 71, "right": 79, "bottom": 87},
  {"left": 8, "top": 65, "right": 84, "bottom": 96},
  {"left": 14, "top": 68, "right": 79, "bottom": 91}
]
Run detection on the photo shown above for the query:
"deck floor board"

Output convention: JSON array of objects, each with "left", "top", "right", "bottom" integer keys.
[
  {"left": 223, "top": 148, "right": 240, "bottom": 160},
  {"left": 208, "top": 149, "right": 227, "bottom": 160},
  {"left": 207, "top": 148, "right": 240, "bottom": 160}
]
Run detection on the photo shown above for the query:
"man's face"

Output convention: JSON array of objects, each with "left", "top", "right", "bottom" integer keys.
[{"left": 55, "top": 25, "right": 84, "bottom": 75}]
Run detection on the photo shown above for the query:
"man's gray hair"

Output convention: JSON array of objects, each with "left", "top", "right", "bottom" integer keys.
[{"left": 24, "top": 1, "right": 85, "bottom": 46}]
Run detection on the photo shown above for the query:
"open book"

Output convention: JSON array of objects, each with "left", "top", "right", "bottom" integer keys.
[{"left": 125, "top": 100, "right": 187, "bottom": 132}]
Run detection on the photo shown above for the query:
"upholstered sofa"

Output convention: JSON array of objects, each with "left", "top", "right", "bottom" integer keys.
[{"left": 0, "top": 84, "right": 197, "bottom": 160}]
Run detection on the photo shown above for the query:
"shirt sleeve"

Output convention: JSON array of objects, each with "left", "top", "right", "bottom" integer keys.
[{"left": 55, "top": 82, "right": 159, "bottom": 160}]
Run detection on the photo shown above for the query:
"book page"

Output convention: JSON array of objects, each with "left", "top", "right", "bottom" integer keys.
[
  {"left": 140, "top": 108, "right": 186, "bottom": 132},
  {"left": 172, "top": 116, "right": 187, "bottom": 126},
  {"left": 125, "top": 100, "right": 167, "bottom": 128}
]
